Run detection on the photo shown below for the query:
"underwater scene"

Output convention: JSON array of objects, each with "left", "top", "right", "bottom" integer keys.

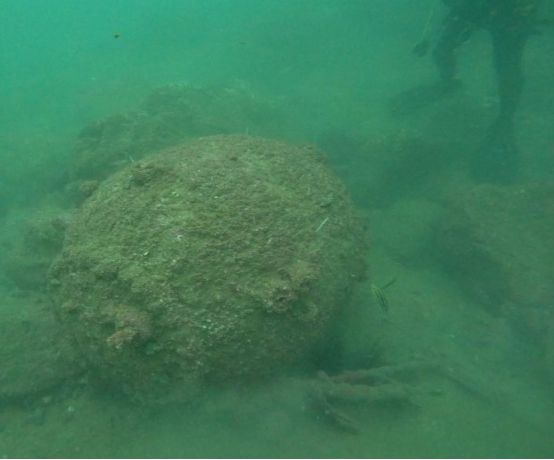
[{"left": 1, "top": 0, "right": 554, "bottom": 457}]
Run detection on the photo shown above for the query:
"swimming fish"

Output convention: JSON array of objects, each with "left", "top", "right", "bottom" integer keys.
[{"left": 370, "top": 278, "right": 397, "bottom": 315}]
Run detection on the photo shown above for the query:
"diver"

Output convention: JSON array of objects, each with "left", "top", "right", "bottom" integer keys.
[{"left": 396, "top": 0, "right": 544, "bottom": 184}]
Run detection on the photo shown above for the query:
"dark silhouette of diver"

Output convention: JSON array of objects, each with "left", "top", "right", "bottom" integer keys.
[{"left": 397, "top": 0, "right": 544, "bottom": 184}]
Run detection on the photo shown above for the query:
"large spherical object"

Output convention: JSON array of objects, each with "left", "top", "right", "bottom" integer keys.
[{"left": 49, "top": 135, "right": 367, "bottom": 403}]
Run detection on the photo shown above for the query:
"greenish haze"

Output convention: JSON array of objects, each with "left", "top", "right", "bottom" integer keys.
[{"left": 1, "top": 1, "right": 553, "bottom": 458}]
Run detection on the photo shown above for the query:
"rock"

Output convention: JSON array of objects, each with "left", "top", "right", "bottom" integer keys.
[
  {"left": 323, "top": 129, "right": 452, "bottom": 209},
  {"left": 436, "top": 182, "right": 554, "bottom": 376},
  {"left": 437, "top": 182, "right": 554, "bottom": 313},
  {"left": 371, "top": 198, "right": 444, "bottom": 264},
  {"left": 49, "top": 135, "right": 367, "bottom": 404},
  {"left": 0, "top": 296, "right": 80, "bottom": 402},
  {"left": 68, "top": 83, "right": 292, "bottom": 184},
  {"left": 4, "top": 208, "right": 68, "bottom": 291}
]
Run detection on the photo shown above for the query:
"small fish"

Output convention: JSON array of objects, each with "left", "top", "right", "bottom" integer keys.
[
  {"left": 371, "top": 284, "right": 389, "bottom": 314},
  {"left": 113, "top": 32, "right": 121, "bottom": 39},
  {"left": 370, "top": 278, "right": 397, "bottom": 315}
]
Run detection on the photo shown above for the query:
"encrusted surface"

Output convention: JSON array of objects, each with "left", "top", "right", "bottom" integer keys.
[{"left": 50, "top": 135, "right": 367, "bottom": 403}]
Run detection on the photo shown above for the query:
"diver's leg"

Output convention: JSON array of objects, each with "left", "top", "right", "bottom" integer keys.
[
  {"left": 471, "top": 27, "right": 529, "bottom": 184},
  {"left": 492, "top": 28, "right": 528, "bottom": 124},
  {"left": 389, "top": 12, "right": 473, "bottom": 115},
  {"left": 432, "top": 12, "right": 475, "bottom": 90}
]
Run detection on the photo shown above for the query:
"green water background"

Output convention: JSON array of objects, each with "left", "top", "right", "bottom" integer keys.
[{"left": 1, "top": 0, "right": 554, "bottom": 457}]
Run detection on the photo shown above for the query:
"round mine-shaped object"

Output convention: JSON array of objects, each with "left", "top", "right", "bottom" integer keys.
[{"left": 49, "top": 135, "right": 367, "bottom": 403}]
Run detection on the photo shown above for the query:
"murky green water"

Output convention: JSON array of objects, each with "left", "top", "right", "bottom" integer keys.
[{"left": 1, "top": 1, "right": 553, "bottom": 457}]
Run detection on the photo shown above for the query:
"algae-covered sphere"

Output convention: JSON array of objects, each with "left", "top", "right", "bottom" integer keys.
[{"left": 49, "top": 135, "right": 367, "bottom": 403}]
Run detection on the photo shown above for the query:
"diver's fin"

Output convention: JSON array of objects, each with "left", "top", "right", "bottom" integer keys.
[{"left": 388, "top": 79, "right": 462, "bottom": 117}]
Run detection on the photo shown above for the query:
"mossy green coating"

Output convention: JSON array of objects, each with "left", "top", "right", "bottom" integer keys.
[{"left": 50, "top": 135, "right": 367, "bottom": 403}]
